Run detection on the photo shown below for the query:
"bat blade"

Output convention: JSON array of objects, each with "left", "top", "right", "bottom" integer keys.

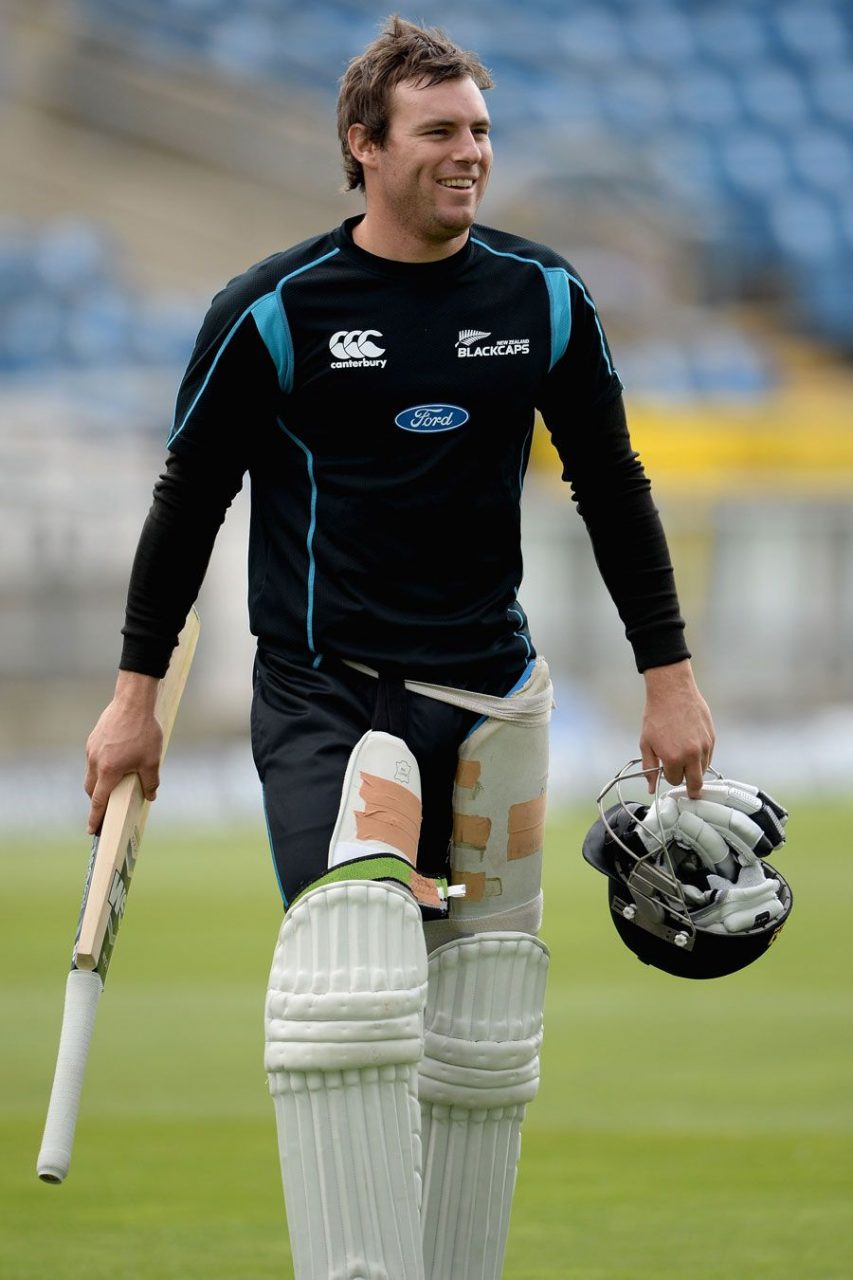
[{"left": 37, "top": 608, "right": 200, "bottom": 1184}]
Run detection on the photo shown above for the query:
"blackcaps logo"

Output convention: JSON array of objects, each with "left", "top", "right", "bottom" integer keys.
[
  {"left": 329, "top": 329, "right": 387, "bottom": 369},
  {"left": 456, "top": 329, "right": 529, "bottom": 358}
]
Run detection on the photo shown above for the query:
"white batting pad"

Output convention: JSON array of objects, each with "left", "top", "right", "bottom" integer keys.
[
  {"left": 265, "top": 880, "right": 428, "bottom": 1280},
  {"left": 419, "top": 933, "right": 550, "bottom": 1280}
]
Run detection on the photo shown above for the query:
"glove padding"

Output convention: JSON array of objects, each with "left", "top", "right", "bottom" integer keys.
[
  {"left": 685, "top": 861, "right": 787, "bottom": 935},
  {"left": 635, "top": 779, "right": 788, "bottom": 875}
]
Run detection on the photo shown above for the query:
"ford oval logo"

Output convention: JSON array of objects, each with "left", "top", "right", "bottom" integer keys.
[{"left": 394, "top": 403, "right": 470, "bottom": 433}]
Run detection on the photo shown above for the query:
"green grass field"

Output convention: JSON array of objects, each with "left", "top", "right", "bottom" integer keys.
[{"left": 2, "top": 802, "right": 851, "bottom": 1279}]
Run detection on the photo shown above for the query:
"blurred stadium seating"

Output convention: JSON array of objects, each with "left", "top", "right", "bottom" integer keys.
[
  {"left": 1, "top": 0, "right": 850, "bottom": 385},
  {"left": 0, "top": 218, "right": 199, "bottom": 374},
  {"left": 62, "top": 0, "right": 853, "bottom": 351}
]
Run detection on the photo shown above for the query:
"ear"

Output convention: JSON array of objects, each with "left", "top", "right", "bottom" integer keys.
[{"left": 347, "top": 123, "right": 380, "bottom": 173}]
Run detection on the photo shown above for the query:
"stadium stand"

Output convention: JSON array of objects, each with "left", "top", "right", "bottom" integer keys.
[
  {"left": 2, "top": 0, "right": 849, "bottom": 388},
  {"left": 0, "top": 219, "right": 199, "bottom": 375},
  {"left": 60, "top": 0, "right": 852, "bottom": 351}
]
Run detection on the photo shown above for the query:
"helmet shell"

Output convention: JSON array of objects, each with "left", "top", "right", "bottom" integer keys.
[
  {"left": 583, "top": 804, "right": 793, "bottom": 980},
  {"left": 608, "top": 874, "right": 792, "bottom": 978}
]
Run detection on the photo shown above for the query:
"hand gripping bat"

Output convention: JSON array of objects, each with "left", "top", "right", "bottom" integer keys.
[{"left": 37, "top": 608, "right": 200, "bottom": 1184}]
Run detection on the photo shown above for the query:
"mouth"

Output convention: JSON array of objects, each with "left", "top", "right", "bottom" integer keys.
[{"left": 436, "top": 177, "right": 476, "bottom": 190}]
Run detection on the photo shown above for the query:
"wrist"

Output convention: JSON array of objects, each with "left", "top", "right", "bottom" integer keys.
[
  {"left": 643, "top": 658, "right": 695, "bottom": 693},
  {"left": 114, "top": 668, "right": 160, "bottom": 710}
]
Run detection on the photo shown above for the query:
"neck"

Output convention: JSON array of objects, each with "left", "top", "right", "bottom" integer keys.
[{"left": 352, "top": 212, "right": 470, "bottom": 263}]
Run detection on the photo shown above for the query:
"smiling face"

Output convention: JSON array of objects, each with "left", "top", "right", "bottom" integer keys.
[{"left": 349, "top": 76, "right": 493, "bottom": 261}]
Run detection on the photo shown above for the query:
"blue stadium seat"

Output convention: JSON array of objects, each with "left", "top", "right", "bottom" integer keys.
[
  {"left": 554, "top": 8, "right": 626, "bottom": 68},
  {"left": 0, "top": 221, "right": 199, "bottom": 373},
  {"left": 693, "top": 6, "right": 769, "bottom": 64},
  {"left": 622, "top": 5, "right": 696, "bottom": 66},
  {"left": 769, "top": 188, "right": 841, "bottom": 263},
  {"left": 669, "top": 65, "right": 742, "bottom": 128},
  {"left": 812, "top": 60, "right": 853, "bottom": 128},
  {"left": 599, "top": 69, "right": 671, "bottom": 134},
  {"left": 775, "top": 2, "right": 849, "bottom": 62},
  {"left": 718, "top": 128, "right": 791, "bottom": 199},
  {"left": 740, "top": 63, "right": 811, "bottom": 129}
]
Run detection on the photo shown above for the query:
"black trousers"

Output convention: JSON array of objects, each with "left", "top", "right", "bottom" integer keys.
[{"left": 251, "top": 647, "right": 523, "bottom": 906}]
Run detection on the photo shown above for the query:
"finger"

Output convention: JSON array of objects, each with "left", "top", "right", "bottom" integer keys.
[
  {"left": 87, "top": 791, "right": 108, "bottom": 836},
  {"left": 683, "top": 762, "right": 705, "bottom": 799},
  {"left": 677, "top": 745, "right": 706, "bottom": 797},
  {"left": 138, "top": 764, "right": 160, "bottom": 803},
  {"left": 85, "top": 764, "right": 125, "bottom": 834},
  {"left": 662, "top": 757, "right": 685, "bottom": 790},
  {"left": 640, "top": 744, "right": 660, "bottom": 794},
  {"left": 704, "top": 739, "right": 715, "bottom": 774}
]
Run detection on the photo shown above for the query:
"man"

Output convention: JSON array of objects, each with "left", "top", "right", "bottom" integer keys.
[{"left": 85, "top": 16, "right": 714, "bottom": 1279}]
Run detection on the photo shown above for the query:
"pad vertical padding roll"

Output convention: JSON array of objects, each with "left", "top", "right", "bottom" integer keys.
[
  {"left": 265, "top": 880, "right": 428, "bottom": 1280},
  {"left": 419, "top": 933, "right": 550, "bottom": 1280}
]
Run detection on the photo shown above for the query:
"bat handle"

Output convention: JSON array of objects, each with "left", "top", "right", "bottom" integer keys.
[{"left": 37, "top": 968, "right": 104, "bottom": 1184}]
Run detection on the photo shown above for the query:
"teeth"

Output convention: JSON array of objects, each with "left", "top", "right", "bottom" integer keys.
[{"left": 439, "top": 179, "right": 474, "bottom": 188}]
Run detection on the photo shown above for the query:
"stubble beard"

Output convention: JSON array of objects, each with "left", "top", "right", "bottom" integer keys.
[{"left": 419, "top": 194, "right": 481, "bottom": 245}]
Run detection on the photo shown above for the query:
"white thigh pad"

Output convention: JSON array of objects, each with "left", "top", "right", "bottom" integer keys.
[
  {"left": 442, "top": 658, "right": 551, "bottom": 942},
  {"left": 328, "top": 729, "right": 422, "bottom": 868},
  {"left": 294, "top": 729, "right": 451, "bottom": 913}
]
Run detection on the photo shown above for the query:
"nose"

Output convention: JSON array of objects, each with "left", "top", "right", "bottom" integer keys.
[{"left": 452, "top": 130, "right": 485, "bottom": 165}]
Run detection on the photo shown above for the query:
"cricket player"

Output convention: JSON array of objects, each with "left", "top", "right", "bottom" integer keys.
[{"left": 85, "top": 17, "right": 714, "bottom": 1279}]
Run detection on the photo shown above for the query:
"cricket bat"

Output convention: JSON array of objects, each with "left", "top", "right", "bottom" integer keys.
[{"left": 37, "top": 608, "right": 200, "bottom": 1184}]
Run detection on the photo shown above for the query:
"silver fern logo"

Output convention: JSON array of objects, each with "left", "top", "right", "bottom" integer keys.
[{"left": 457, "top": 328, "right": 530, "bottom": 358}]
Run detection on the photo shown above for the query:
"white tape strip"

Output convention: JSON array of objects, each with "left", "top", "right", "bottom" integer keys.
[{"left": 344, "top": 659, "right": 554, "bottom": 725}]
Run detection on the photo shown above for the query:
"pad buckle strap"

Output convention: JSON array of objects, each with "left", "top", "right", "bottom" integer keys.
[{"left": 289, "top": 853, "right": 464, "bottom": 914}]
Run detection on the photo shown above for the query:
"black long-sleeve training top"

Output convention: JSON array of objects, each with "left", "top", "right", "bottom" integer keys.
[{"left": 121, "top": 216, "right": 689, "bottom": 684}]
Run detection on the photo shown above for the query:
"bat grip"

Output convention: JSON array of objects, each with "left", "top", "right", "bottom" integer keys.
[{"left": 37, "top": 968, "right": 104, "bottom": 1184}]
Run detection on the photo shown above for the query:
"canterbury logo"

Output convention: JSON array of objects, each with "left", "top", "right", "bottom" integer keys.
[
  {"left": 457, "top": 329, "right": 491, "bottom": 346},
  {"left": 329, "top": 329, "right": 385, "bottom": 360}
]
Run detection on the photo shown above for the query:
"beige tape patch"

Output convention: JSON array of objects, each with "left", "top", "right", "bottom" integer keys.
[
  {"left": 507, "top": 793, "right": 547, "bottom": 859},
  {"left": 455, "top": 759, "right": 481, "bottom": 789},
  {"left": 410, "top": 870, "right": 442, "bottom": 909},
  {"left": 452, "top": 871, "right": 486, "bottom": 901},
  {"left": 452, "top": 811, "right": 492, "bottom": 850},
  {"left": 355, "top": 772, "right": 421, "bottom": 863}
]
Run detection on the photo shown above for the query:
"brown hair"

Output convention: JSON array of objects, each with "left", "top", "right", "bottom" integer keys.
[{"left": 337, "top": 15, "right": 494, "bottom": 192}]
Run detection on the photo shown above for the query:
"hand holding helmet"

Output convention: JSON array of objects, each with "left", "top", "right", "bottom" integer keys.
[{"left": 583, "top": 763, "right": 792, "bottom": 979}]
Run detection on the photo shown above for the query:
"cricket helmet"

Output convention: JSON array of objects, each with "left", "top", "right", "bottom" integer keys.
[{"left": 582, "top": 761, "right": 792, "bottom": 979}]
